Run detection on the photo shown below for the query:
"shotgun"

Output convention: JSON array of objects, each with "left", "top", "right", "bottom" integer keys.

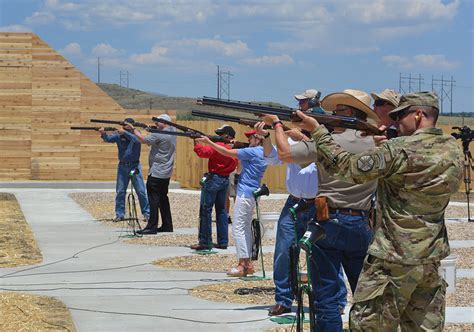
[
  {"left": 90, "top": 119, "right": 149, "bottom": 129},
  {"left": 151, "top": 116, "right": 206, "bottom": 136},
  {"left": 71, "top": 126, "right": 117, "bottom": 131},
  {"left": 147, "top": 128, "right": 249, "bottom": 148},
  {"left": 190, "top": 110, "right": 292, "bottom": 131},
  {"left": 197, "top": 96, "right": 383, "bottom": 135}
]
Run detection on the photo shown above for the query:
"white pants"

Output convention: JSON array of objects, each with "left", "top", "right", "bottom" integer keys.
[{"left": 232, "top": 195, "right": 256, "bottom": 259}]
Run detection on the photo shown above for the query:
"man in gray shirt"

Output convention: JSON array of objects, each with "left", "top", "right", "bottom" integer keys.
[{"left": 132, "top": 114, "right": 177, "bottom": 234}]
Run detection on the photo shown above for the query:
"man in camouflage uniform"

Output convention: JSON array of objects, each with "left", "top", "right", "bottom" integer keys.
[{"left": 292, "top": 91, "right": 463, "bottom": 331}]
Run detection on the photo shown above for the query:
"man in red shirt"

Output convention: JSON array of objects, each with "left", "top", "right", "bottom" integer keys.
[{"left": 190, "top": 125, "right": 238, "bottom": 251}]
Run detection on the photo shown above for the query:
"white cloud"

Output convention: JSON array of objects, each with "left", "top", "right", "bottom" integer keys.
[
  {"left": 24, "top": 11, "right": 56, "bottom": 25},
  {"left": 92, "top": 43, "right": 120, "bottom": 57},
  {"left": 175, "top": 39, "right": 250, "bottom": 57},
  {"left": 45, "top": 0, "right": 80, "bottom": 12},
  {"left": 0, "top": 25, "right": 31, "bottom": 32},
  {"left": 60, "top": 42, "right": 82, "bottom": 57},
  {"left": 342, "top": 0, "right": 459, "bottom": 24},
  {"left": 242, "top": 54, "right": 294, "bottom": 66},
  {"left": 383, "top": 54, "right": 460, "bottom": 70},
  {"left": 130, "top": 46, "right": 169, "bottom": 64}
]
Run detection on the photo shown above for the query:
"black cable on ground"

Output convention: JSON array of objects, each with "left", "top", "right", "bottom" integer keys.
[{"left": 67, "top": 307, "right": 270, "bottom": 325}]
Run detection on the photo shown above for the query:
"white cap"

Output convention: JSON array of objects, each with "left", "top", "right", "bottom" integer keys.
[
  {"left": 294, "top": 89, "right": 320, "bottom": 100},
  {"left": 155, "top": 114, "right": 171, "bottom": 122}
]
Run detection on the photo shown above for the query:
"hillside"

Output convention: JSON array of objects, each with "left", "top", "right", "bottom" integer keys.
[{"left": 97, "top": 83, "right": 473, "bottom": 125}]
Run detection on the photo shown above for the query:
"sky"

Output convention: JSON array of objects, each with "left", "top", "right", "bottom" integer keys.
[{"left": 0, "top": 0, "right": 473, "bottom": 114}]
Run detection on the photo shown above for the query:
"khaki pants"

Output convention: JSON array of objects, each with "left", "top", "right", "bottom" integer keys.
[{"left": 349, "top": 255, "right": 446, "bottom": 332}]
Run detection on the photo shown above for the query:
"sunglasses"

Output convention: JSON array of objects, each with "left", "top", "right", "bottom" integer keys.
[
  {"left": 393, "top": 108, "right": 416, "bottom": 122},
  {"left": 373, "top": 99, "right": 391, "bottom": 107}
]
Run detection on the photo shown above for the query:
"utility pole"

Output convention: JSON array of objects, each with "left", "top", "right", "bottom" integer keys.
[
  {"left": 217, "top": 65, "right": 220, "bottom": 99},
  {"left": 97, "top": 57, "right": 101, "bottom": 83}
]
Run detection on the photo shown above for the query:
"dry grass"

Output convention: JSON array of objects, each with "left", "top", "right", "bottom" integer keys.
[
  {"left": 0, "top": 292, "right": 75, "bottom": 332},
  {"left": 0, "top": 193, "right": 42, "bottom": 267}
]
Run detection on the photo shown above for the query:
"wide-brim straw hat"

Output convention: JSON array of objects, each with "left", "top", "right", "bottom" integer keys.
[{"left": 321, "top": 89, "right": 379, "bottom": 122}]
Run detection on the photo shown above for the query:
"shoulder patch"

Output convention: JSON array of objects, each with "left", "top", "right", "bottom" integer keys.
[{"left": 357, "top": 155, "right": 375, "bottom": 172}]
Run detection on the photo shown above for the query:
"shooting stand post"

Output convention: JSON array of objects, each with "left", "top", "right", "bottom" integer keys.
[
  {"left": 240, "top": 184, "right": 270, "bottom": 281},
  {"left": 120, "top": 168, "right": 143, "bottom": 238}
]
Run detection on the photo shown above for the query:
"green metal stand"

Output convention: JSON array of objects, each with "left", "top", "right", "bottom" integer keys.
[
  {"left": 240, "top": 196, "right": 269, "bottom": 281},
  {"left": 121, "top": 169, "right": 143, "bottom": 238}
]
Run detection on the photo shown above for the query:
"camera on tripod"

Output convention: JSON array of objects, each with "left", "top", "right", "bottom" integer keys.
[{"left": 451, "top": 126, "right": 474, "bottom": 142}]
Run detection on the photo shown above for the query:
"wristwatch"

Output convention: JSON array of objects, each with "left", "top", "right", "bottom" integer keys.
[
  {"left": 272, "top": 120, "right": 283, "bottom": 128},
  {"left": 263, "top": 132, "right": 271, "bottom": 139}
]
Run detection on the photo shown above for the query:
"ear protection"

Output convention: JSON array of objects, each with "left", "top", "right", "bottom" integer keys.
[{"left": 307, "top": 90, "right": 322, "bottom": 108}]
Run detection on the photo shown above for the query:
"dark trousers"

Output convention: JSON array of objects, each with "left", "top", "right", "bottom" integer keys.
[{"left": 146, "top": 176, "right": 172, "bottom": 231}]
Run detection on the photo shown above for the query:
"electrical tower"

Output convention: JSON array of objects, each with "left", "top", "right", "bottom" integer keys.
[
  {"left": 399, "top": 73, "right": 424, "bottom": 94},
  {"left": 216, "top": 65, "right": 233, "bottom": 100},
  {"left": 432, "top": 76, "right": 455, "bottom": 115},
  {"left": 399, "top": 73, "right": 455, "bottom": 115},
  {"left": 119, "top": 71, "right": 131, "bottom": 88}
]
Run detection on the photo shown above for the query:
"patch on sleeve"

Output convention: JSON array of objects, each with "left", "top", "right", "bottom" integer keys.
[{"left": 357, "top": 155, "right": 375, "bottom": 172}]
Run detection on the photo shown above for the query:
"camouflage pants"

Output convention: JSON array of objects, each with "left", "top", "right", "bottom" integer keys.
[{"left": 349, "top": 255, "right": 446, "bottom": 332}]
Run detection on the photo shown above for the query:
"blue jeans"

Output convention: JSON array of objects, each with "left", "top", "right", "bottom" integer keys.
[
  {"left": 198, "top": 174, "right": 229, "bottom": 246},
  {"left": 115, "top": 163, "right": 150, "bottom": 219},
  {"left": 274, "top": 197, "right": 347, "bottom": 309},
  {"left": 311, "top": 212, "right": 373, "bottom": 332}
]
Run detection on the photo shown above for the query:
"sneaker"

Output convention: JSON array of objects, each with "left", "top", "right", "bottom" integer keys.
[
  {"left": 213, "top": 244, "right": 228, "bottom": 250},
  {"left": 190, "top": 243, "right": 212, "bottom": 251}
]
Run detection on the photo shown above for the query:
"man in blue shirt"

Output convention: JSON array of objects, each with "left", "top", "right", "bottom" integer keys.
[{"left": 99, "top": 118, "right": 150, "bottom": 223}]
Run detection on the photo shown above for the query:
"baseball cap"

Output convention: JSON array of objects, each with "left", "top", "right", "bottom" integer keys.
[
  {"left": 152, "top": 114, "right": 171, "bottom": 122},
  {"left": 294, "top": 89, "right": 321, "bottom": 101},
  {"left": 123, "top": 117, "right": 135, "bottom": 124},
  {"left": 244, "top": 130, "right": 257, "bottom": 137},
  {"left": 388, "top": 91, "right": 439, "bottom": 121},
  {"left": 215, "top": 124, "right": 236, "bottom": 138},
  {"left": 371, "top": 89, "right": 401, "bottom": 107}
]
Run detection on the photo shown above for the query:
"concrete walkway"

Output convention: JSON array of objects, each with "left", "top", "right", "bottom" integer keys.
[{"left": 1, "top": 188, "right": 473, "bottom": 331}]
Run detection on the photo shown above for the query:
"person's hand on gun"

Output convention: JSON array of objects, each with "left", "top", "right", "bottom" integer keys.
[
  {"left": 371, "top": 125, "right": 389, "bottom": 146},
  {"left": 98, "top": 127, "right": 105, "bottom": 134},
  {"left": 254, "top": 121, "right": 269, "bottom": 137},
  {"left": 293, "top": 110, "right": 320, "bottom": 132},
  {"left": 194, "top": 136, "right": 211, "bottom": 146},
  {"left": 260, "top": 114, "right": 280, "bottom": 126}
]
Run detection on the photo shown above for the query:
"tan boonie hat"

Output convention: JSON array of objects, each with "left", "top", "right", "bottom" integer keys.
[
  {"left": 371, "top": 89, "right": 400, "bottom": 107},
  {"left": 321, "top": 89, "right": 379, "bottom": 122},
  {"left": 388, "top": 91, "right": 439, "bottom": 120},
  {"left": 294, "top": 89, "right": 320, "bottom": 100}
]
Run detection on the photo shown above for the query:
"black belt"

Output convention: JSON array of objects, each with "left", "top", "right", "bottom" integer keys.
[
  {"left": 289, "top": 194, "right": 316, "bottom": 201},
  {"left": 119, "top": 161, "right": 139, "bottom": 166},
  {"left": 210, "top": 172, "right": 229, "bottom": 178},
  {"left": 329, "top": 207, "right": 368, "bottom": 217}
]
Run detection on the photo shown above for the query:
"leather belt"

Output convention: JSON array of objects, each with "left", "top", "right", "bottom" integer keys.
[
  {"left": 289, "top": 194, "right": 316, "bottom": 202},
  {"left": 119, "top": 161, "right": 139, "bottom": 167},
  {"left": 329, "top": 207, "right": 367, "bottom": 217}
]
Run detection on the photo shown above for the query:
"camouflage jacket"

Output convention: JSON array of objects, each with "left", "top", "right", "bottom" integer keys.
[{"left": 312, "top": 126, "right": 463, "bottom": 264}]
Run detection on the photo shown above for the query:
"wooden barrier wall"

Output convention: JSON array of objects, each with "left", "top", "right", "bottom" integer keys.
[{"left": 172, "top": 120, "right": 287, "bottom": 192}]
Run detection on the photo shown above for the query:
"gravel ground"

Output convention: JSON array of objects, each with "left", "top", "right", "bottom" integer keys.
[
  {"left": 447, "top": 222, "right": 474, "bottom": 240},
  {"left": 124, "top": 233, "right": 275, "bottom": 247},
  {"left": 451, "top": 247, "right": 474, "bottom": 269},
  {"left": 69, "top": 192, "right": 286, "bottom": 229}
]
